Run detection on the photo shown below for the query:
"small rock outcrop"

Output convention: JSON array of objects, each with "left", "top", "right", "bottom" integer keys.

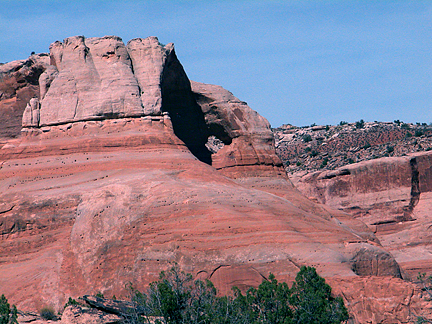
[
  {"left": 192, "top": 81, "right": 284, "bottom": 177},
  {"left": 0, "top": 54, "right": 50, "bottom": 142},
  {"left": 61, "top": 305, "right": 122, "bottom": 324},
  {"left": 22, "top": 97, "right": 40, "bottom": 127}
]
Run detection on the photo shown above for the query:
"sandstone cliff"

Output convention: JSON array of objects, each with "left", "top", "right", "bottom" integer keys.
[{"left": 0, "top": 36, "right": 430, "bottom": 323}]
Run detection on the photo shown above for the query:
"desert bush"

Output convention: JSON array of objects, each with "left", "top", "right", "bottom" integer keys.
[
  {"left": 363, "top": 142, "right": 371, "bottom": 149},
  {"left": 320, "top": 157, "right": 329, "bottom": 168},
  {"left": 416, "top": 274, "right": 432, "bottom": 323},
  {"left": 355, "top": 119, "right": 365, "bottom": 129},
  {"left": 290, "top": 266, "right": 349, "bottom": 324},
  {"left": 415, "top": 130, "right": 424, "bottom": 137},
  {"left": 302, "top": 134, "right": 312, "bottom": 143},
  {"left": 40, "top": 306, "right": 56, "bottom": 321},
  {"left": 310, "top": 150, "right": 318, "bottom": 157}
]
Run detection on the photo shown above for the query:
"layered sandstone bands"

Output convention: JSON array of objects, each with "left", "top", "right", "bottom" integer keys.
[{"left": 1, "top": 118, "right": 408, "bottom": 320}]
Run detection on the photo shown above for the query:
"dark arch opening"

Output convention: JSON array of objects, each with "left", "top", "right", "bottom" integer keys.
[{"left": 160, "top": 53, "right": 212, "bottom": 165}]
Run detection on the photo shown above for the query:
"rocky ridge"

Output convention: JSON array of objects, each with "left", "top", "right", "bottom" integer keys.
[
  {"left": 0, "top": 36, "right": 431, "bottom": 323},
  {"left": 274, "top": 121, "right": 432, "bottom": 174}
]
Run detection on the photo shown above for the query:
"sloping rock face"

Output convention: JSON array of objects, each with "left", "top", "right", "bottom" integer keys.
[{"left": 0, "top": 36, "right": 429, "bottom": 323}]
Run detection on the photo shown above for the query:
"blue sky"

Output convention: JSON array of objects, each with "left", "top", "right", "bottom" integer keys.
[{"left": 1, "top": 1, "right": 431, "bottom": 127}]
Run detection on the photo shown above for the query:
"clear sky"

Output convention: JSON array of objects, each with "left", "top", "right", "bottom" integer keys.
[{"left": 1, "top": 0, "right": 431, "bottom": 127}]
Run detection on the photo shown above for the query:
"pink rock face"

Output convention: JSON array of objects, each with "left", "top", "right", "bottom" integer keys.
[
  {"left": 192, "top": 81, "right": 284, "bottom": 178},
  {"left": 127, "top": 37, "right": 173, "bottom": 116},
  {"left": 0, "top": 119, "right": 403, "bottom": 320},
  {"left": 40, "top": 36, "right": 143, "bottom": 125}
]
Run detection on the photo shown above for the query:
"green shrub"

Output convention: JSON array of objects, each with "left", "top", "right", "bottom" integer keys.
[
  {"left": 355, "top": 119, "right": 365, "bottom": 129},
  {"left": 290, "top": 266, "right": 349, "bottom": 324},
  {"left": 363, "top": 142, "right": 371, "bottom": 149},
  {"left": 415, "top": 130, "right": 424, "bottom": 137},
  {"left": 0, "top": 295, "right": 17, "bottom": 324},
  {"left": 125, "top": 265, "right": 349, "bottom": 324},
  {"left": 64, "top": 297, "right": 79, "bottom": 309},
  {"left": 302, "top": 134, "right": 312, "bottom": 143},
  {"left": 320, "top": 157, "right": 329, "bottom": 168}
]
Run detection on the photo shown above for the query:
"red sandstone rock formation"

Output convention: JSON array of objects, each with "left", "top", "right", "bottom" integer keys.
[
  {"left": 0, "top": 36, "right": 430, "bottom": 323},
  {"left": 291, "top": 152, "right": 432, "bottom": 284}
]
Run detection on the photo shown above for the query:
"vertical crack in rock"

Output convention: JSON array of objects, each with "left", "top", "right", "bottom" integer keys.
[{"left": 405, "top": 157, "right": 420, "bottom": 219}]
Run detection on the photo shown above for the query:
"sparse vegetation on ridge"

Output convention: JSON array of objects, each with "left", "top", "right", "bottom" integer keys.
[{"left": 274, "top": 121, "right": 432, "bottom": 174}]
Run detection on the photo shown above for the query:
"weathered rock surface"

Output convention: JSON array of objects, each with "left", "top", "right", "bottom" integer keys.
[
  {"left": 275, "top": 123, "right": 432, "bottom": 283},
  {"left": 330, "top": 276, "right": 432, "bottom": 323},
  {"left": 290, "top": 150, "right": 432, "bottom": 282},
  {"left": 0, "top": 36, "right": 430, "bottom": 323},
  {"left": 126, "top": 37, "right": 171, "bottom": 116},
  {"left": 41, "top": 36, "right": 143, "bottom": 125},
  {"left": 0, "top": 54, "right": 50, "bottom": 142},
  {"left": 61, "top": 305, "right": 122, "bottom": 324},
  {"left": 192, "top": 81, "right": 284, "bottom": 178},
  {"left": 1, "top": 119, "right": 392, "bottom": 314}
]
